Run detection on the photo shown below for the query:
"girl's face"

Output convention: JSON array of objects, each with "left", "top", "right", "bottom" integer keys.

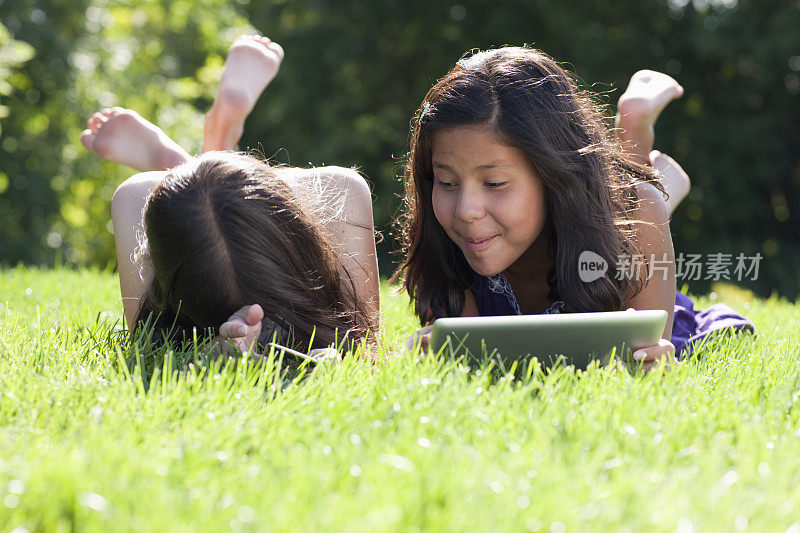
[{"left": 431, "top": 124, "right": 548, "bottom": 277}]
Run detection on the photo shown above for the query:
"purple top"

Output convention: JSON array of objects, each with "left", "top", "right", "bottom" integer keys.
[{"left": 470, "top": 274, "right": 755, "bottom": 356}]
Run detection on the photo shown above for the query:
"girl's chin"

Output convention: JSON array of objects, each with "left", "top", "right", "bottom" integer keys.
[{"left": 466, "top": 260, "right": 505, "bottom": 278}]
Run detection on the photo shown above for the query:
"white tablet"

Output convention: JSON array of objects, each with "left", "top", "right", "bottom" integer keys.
[{"left": 430, "top": 310, "right": 668, "bottom": 370}]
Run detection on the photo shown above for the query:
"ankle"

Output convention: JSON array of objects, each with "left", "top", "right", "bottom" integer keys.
[
  {"left": 209, "top": 86, "right": 253, "bottom": 124},
  {"left": 616, "top": 96, "right": 651, "bottom": 124},
  {"left": 203, "top": 103, "right": 246, "bottom": 152},
  {"left": 616, "top": 117, "right": 654, "bottom": 162},
  {"left": 155, "top": 147, "right": 190, "bottom": 171}
]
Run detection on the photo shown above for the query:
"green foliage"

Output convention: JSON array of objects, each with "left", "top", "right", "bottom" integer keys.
[
  {"left": 0, "top": 0, "right": 798, "bottom": 297},
  {"left": 1, "top": 267, "right": 800, "bottom": 530},
  {"left": 0, "top": 0, "right": 249, "bottom": 265}
]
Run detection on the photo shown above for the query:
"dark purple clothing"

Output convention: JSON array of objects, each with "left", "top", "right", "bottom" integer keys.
[{"left": 470, "top": 274, "right": 755, "bottom": 356}]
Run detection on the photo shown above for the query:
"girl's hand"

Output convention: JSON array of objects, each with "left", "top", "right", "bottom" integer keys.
[
  {"left": 632, "top": 338, "right": 677, "bottom": 373},
  {"left": 405, "top": 325, "right": 433, "bottom": 354},
  {"left": 214, "top": 304, "right": 264, "bottom": 356}
]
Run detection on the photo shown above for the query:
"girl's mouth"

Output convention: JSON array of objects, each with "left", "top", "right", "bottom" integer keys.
[{"left": 466, "top": 236, "right": 496, "bottom": 251}]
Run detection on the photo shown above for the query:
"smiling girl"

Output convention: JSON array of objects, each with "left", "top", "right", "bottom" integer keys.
[{"left": 396, "top": 47, "right": 752, "bottom": 370}]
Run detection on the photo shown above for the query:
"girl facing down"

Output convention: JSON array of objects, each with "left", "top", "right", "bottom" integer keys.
[
  {"left": 82, "top": 35, "right": 380, "bottom": 357},
  {"left": 117, "top": 153, "right": 378, "bottom": 355},
  {"left": 396, "top": 47, "right": 753, "bottom": 370}
]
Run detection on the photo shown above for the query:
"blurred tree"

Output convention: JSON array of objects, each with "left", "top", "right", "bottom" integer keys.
[
  {"left": 0, "top": 0, "right": 248, "bottom": 265},
  {"left": 0, "top": 0, "right": 798, "bottom": 298},
  {"left": 241, "top": 0, "right": 800, "bottom": 296}
]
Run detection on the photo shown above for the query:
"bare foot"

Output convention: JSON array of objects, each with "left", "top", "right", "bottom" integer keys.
[
  {"left": 615, "top": 70, "right": 684, "bottom": 164},
  {"left": 80, "top": 108, "right": 191, "bottom": 171},
  {"left": 651, "top": 150, "right": 690, "bottom": 214},
  {"left": 202, "top": 35, "right": 284, "bottom": 152}
]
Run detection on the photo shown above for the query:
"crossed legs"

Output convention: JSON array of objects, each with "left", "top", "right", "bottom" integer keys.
[
  {"left": 615, "top": 69, "right": 691, "bottom": 214},
  {"left": 83, "top": 35, "right": 379, "bottom": 334},
  {"left": 81, "top": 35, "right": 283, "bottom": 170}
]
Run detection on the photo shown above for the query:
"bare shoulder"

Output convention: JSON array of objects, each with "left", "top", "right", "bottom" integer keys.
[
  {"left": 279, "top": 165, "right": 373, "bottom": 228},
  {"left": 111, "top": 170, "right": 168, "bottom": 214}
]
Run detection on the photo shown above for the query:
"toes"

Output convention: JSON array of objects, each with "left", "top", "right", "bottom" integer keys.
[
  {"left": 87, "top": 112, "right": 106, "bottom": 132},
  {"left": 267, "top": 41, "right": 284, "bottom": 61},
  {"left": 80, "top": 129, "right": 96, "bottom": 152}
]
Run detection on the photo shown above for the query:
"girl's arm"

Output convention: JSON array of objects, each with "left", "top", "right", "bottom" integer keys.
[
  {"left": 111, "top": 170, "right": 172, "bottom": 327},
  {"left": 284, "top": 166, "right": 381, "bottom": 336},
  {"left": 624, "top": 180, "right": 677, "bottom": 370}
]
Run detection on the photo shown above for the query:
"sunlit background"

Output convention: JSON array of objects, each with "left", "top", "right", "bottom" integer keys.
[{"left": 0, "top": 0, "right": 798, "bottom": 297}]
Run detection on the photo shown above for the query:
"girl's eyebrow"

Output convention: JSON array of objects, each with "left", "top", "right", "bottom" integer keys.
[
  {"left": 433, "top": 161, "right": 512, "bottom": 171},
  {"left": 474, "top": 162, "right": 512, "bottom": 171}
]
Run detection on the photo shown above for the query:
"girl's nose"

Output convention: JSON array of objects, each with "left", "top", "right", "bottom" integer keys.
[{"left": 454, "top": 189, "right": 485, "bottom": 222}]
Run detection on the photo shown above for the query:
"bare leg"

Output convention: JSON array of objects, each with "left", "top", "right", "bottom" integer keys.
[
  {"left": 202, "top": 35, "right": 284, "bottom": 152},
  {"left": 80, "top": 108, "right": 191, "bottom": 171},
  {"left": 650, "top": 150, "right": 690, "bottom": 214},
  {"left": 616, "top": 70, "right": 689, "bottom": 213},
  {"left": 616, "top": 70, "right": 684, "bottom": 163}
]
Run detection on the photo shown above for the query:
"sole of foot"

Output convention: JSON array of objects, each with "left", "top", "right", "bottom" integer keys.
[
  {"left": 202, "top": 35, "right": 285, "bottom": 152},
  {"left": 81, "top": 108, "right": 190, "bottom": 172},
  {"left": 616, "top": 70, "right": 684, "bottom": 130},
  {"left": 615, "top": 70, "right": 684, "bottom": 163}
]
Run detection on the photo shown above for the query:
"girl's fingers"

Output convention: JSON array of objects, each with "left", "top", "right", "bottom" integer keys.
[
  {"left": 405, "top": 325, "right": 433, "bottom": 353},
  {"left": 640, "top": 353, "right": 678, "bottom": 374},
  {"left": 245, "top": 303, "right": 264, "bottom": 325},
  {"left": 220, "top": 304, "right": 263, "bottom": 339},
  {"left": 219, "top": 320, "right": 247, "bottom": 339},
  {"left": 632, "top": 338, "right": 675, "bottom": 361},
  {"left": 420, "top": 332, "right": 431, "bottom": 352}
]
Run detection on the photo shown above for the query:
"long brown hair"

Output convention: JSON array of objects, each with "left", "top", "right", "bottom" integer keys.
[
  {"left": 134, "top": 152, "right": 370, "bottom": 351},
  {"left": 394, "top": 47, "right": 664, "bottom": 323}
]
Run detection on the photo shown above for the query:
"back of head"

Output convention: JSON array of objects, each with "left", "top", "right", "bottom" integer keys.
[
  {"left": 135, "top": 152, "right": 367, "bottom": 350},
  {"left": 397, "top": 47, "right": 656, "bottom": 320}
]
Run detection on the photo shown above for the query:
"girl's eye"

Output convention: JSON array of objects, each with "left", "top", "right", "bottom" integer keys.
[
  {"left": 485, "top": 181, "right": 508, "bottom": 189},
  {"left": 436, "top": 179, "right": 456, "bottom": 189}
]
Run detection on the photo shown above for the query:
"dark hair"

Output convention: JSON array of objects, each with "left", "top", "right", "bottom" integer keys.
[
  {"left": 394, "top": 47, "right": 664, "bottom": 323},
  {"left": 133, "top": 152, "right": 370, "bottom": 351}
]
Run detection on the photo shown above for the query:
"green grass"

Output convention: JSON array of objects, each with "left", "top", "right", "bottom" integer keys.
[{"left": 1, "top": 266, "right": 799, "bottom": 531}]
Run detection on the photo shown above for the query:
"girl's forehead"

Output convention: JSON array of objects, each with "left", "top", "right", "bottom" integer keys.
[{"left": 431, "top": 125, "right": 525, "bottom": 167}]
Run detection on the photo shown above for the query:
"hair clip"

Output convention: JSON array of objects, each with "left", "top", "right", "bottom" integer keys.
[{"left": 419, "top": 102, "right": 431, "bottom": 123}]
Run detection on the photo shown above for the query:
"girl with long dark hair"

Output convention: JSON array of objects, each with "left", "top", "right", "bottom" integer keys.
[
  {"left": 395, "top": 47, "right": 752, "bottom": 370},
  {"left": 82, "top": 35, "right": 378, "bottom": 355}
]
